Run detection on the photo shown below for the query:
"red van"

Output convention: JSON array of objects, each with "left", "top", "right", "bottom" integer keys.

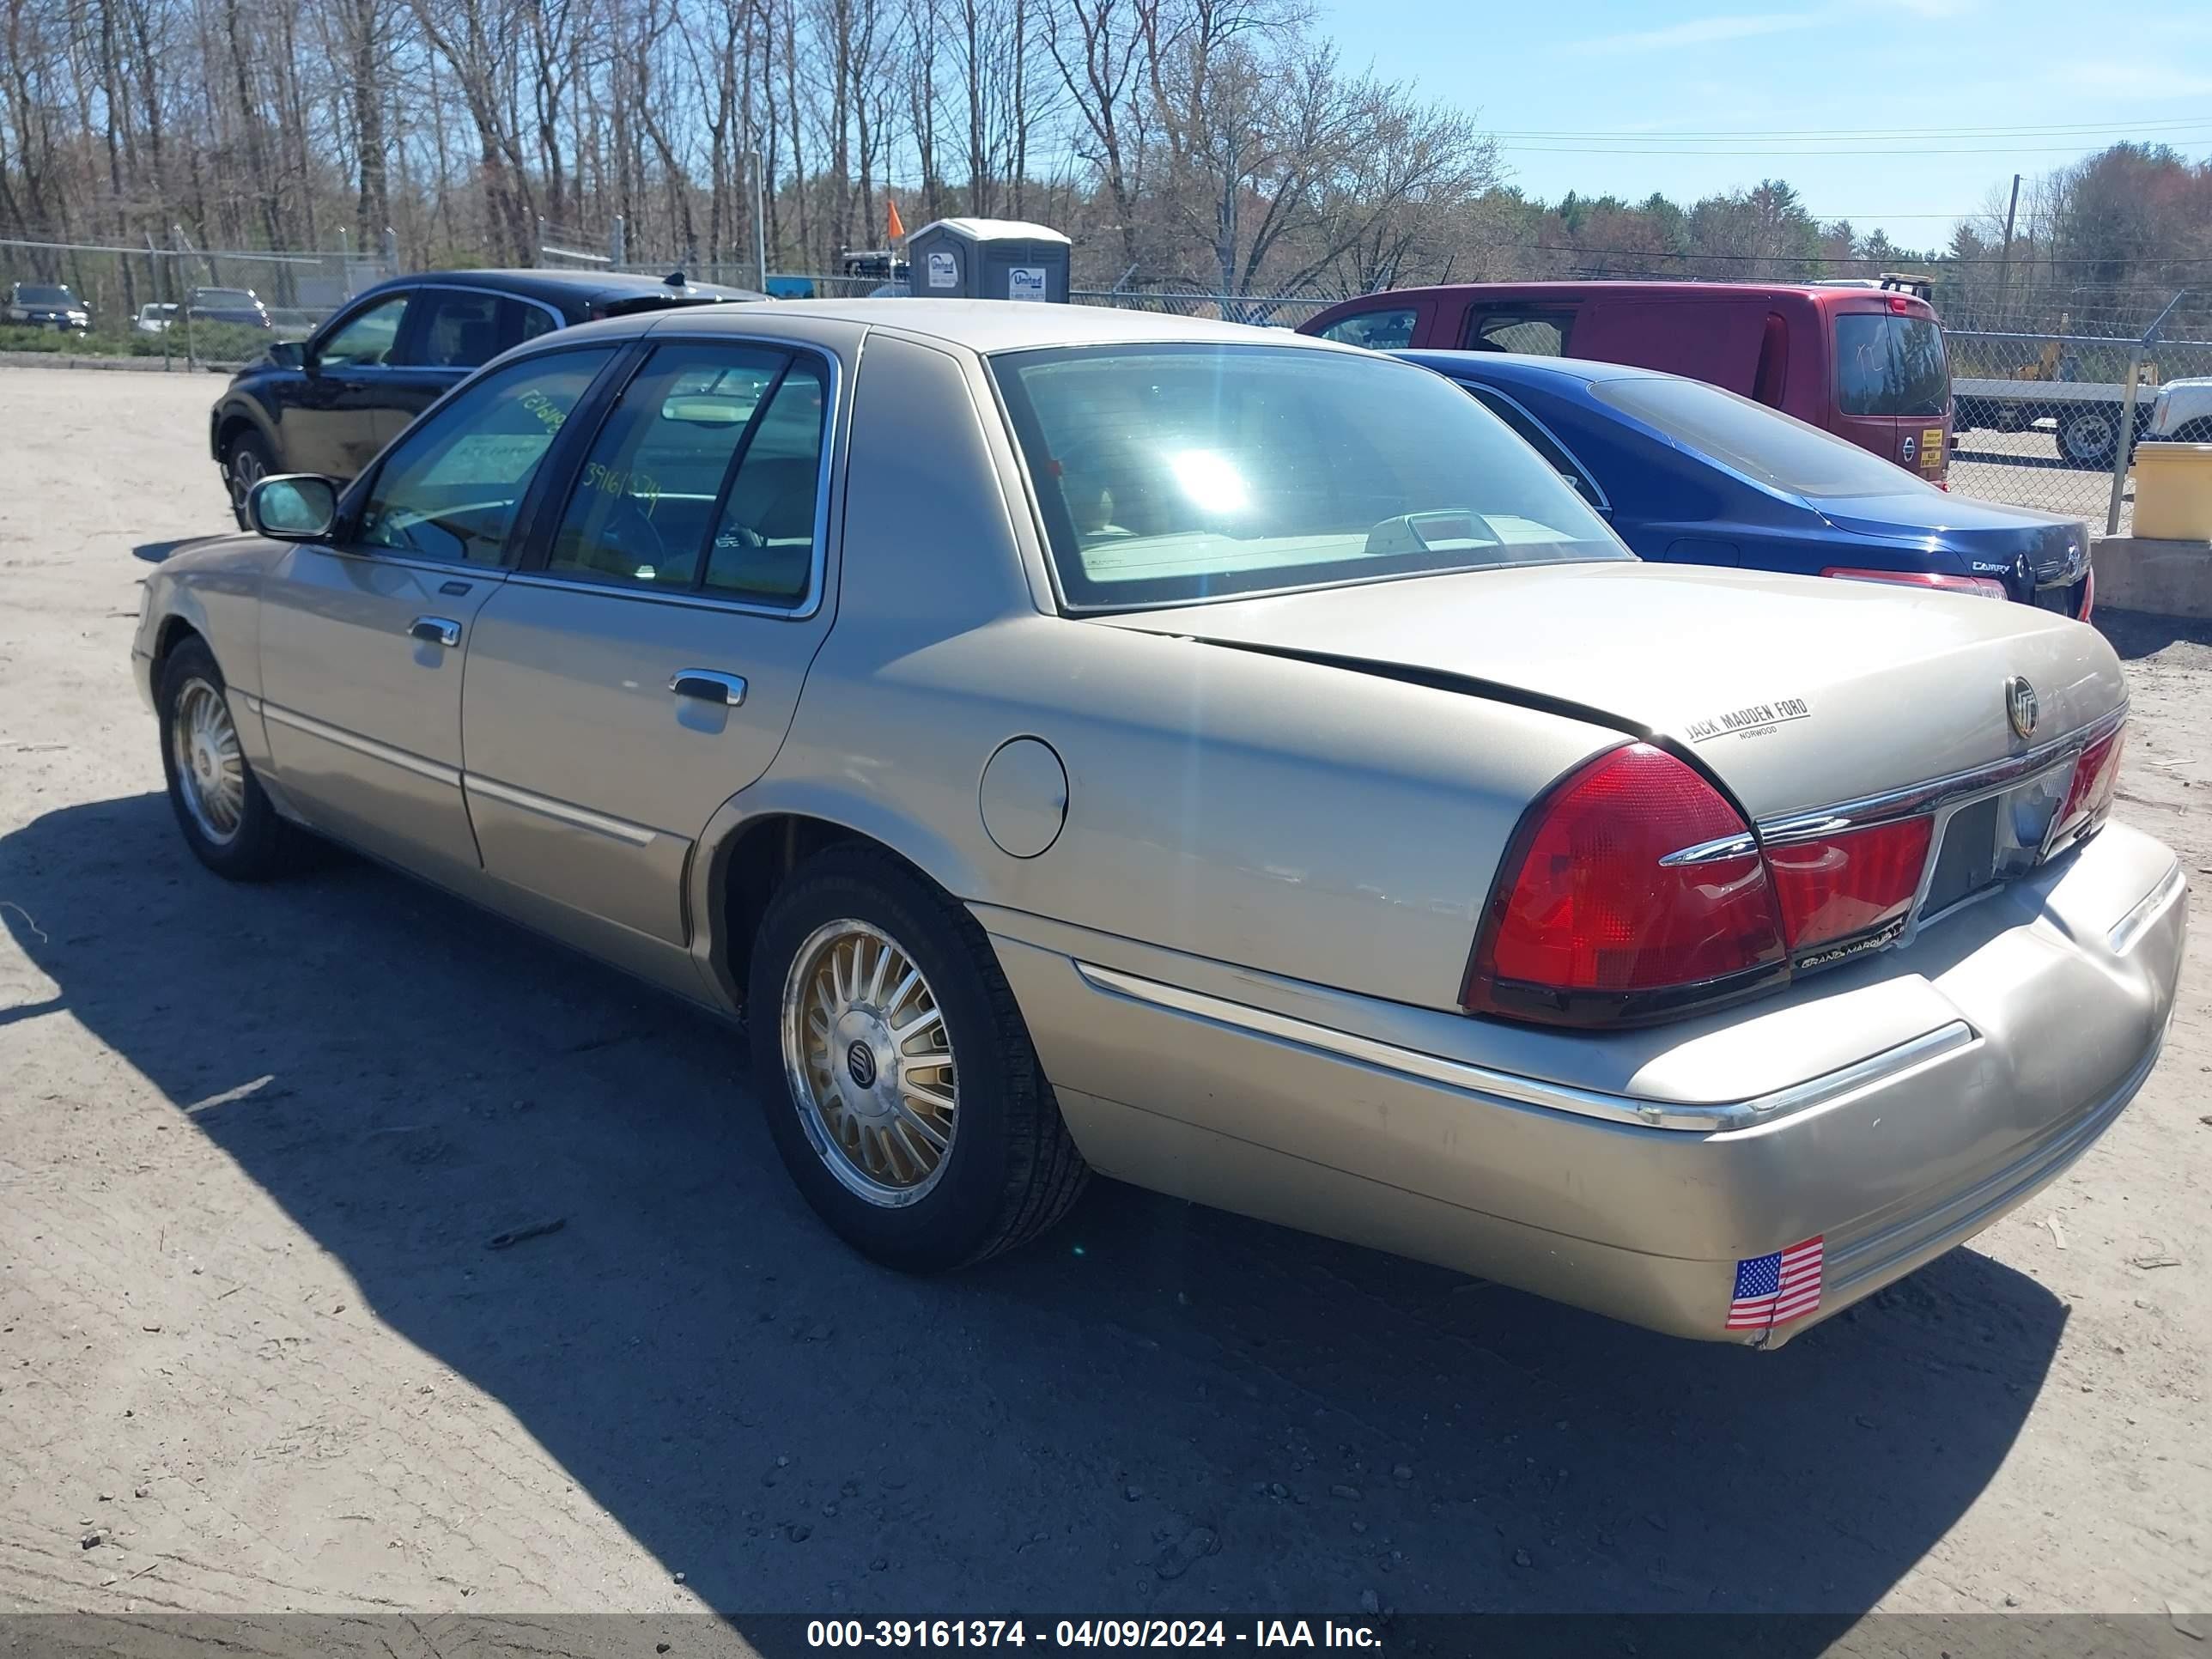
[{"left": 1297, "top": 282, "right": 1953, "bottom": 484}]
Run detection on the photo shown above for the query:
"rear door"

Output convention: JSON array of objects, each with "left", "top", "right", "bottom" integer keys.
[
  {"left": 1574, "top": 299, "right": 1765, "bottom": 391},
  {"left": 378, "top": 285, "right": 566, "bottom": 442},
  {"left": 1833, "top": 308, "right": 1953, "bottom": 481},
  {"left": 459, "top": 337, "right": 837, "bottom": 945}
]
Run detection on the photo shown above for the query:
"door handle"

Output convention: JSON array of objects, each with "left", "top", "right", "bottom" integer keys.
[
  {"left": 409, "top": 616, "right": 462, "bottom": 647},
  {"left": 669, "top": 670, "right": 748, "bottom": 707}
]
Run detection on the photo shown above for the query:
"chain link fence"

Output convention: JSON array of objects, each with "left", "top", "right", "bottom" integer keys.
[
  {"left": 7, "top": 227, "right": 2203, "bottom": 540},
  {"left": 1936, "top": 289, "right": 2208, "bottom": 534},
  {"left": 0, "top": 236, "right": 396, "bottom": 369}
]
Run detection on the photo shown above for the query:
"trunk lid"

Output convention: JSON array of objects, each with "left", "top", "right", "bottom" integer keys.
[{"left": 1101, "top": 562, "right": 2125, "bottom": 819}]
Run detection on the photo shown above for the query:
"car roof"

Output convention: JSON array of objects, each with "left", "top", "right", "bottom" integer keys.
[
  {"left": 362, "top": 267, "right": 766, "bottom": 305},
  {"left": 632, "top": 296, "right": 1355, "bottom": 353},
  {"left": 1334, "top": 280, "right": 1934, "bottom": 316},
  {"left": 1395, "top": 349, "right": 1666, "bottom": 390}
]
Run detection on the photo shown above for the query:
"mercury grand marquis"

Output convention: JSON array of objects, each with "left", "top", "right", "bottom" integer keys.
[{"left": 132, "top": 300, "right": 2189, "bottom": 1347}]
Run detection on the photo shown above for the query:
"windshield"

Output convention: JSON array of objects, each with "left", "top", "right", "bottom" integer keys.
[
  {"left": 18, "top": 286, "right": 74, "bottom": 305},
  {"left": 992, "top": 344, "right": 1625, "bottom": 610},
  {"left": 1593, "top": 373, "right": 1934, "bottom": 499}
]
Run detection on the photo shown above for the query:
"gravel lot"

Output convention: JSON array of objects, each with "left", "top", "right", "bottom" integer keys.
[{"left": 1, "top": 365, "right": 2208, "bottom": 1643}]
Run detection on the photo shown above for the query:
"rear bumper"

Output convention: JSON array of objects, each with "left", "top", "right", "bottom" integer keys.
[{"left": 988, "top": 823, "right": 2187, "bottom": 1346}]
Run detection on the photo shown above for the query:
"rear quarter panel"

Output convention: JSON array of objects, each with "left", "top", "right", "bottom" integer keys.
[{"left": 728, "top": 329, "right": 1620, "bottom": 1015}]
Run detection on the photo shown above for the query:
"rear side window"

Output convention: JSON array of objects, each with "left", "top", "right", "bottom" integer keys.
[
  {"left": 1595, "top": 374, "right": 1930, "bottom": 499},
  {"left": 546, "top": 342, "right": 827, "bottom": 604},
  {"left": 1319, "top": 307, "right": 1418, "bottom": 349},
  {"left": 1464, "top": 308, "right": 1576, "bottom": 356},
  {"left": 1836, "top": 314, "right": 1949, "bottom": 417},
  {"left": 408, "top": 289, "right": 561, "bottom": 368}
]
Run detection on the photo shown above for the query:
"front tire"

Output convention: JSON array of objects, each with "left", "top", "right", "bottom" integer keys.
[
  {"left": 156, "top": 637, "right": 301, "bottom": 880},
  {"left": 747, "top": 844, "right": 1088, "bottom": 1271},
  {"left": 2057, "top": 407, "right": 2122, "bottom": 470},
  {"left": 222, "top": 428, "right": 275, "bottom": 529}
]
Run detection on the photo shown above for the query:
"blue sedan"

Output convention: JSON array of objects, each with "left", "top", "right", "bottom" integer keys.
[{"left": 1399, "top": 350, "right": 2094, "bottom": 618}]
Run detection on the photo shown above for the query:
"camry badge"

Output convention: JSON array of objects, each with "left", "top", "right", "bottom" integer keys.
[{"left": 2005, "top": 675, "right": 2039, "bottom": 741}]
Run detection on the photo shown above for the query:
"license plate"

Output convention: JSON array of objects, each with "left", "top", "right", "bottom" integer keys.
[{"left": 1920, "top": 763, "right": 2072, "bottom": 916}]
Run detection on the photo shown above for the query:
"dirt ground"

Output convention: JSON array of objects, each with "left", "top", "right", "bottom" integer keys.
[{"left": 1, "top": 365, "right": 2208, "bottom": 1644}]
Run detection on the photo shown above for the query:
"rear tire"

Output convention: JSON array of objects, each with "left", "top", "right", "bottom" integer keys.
[
  {"left": 156, "top": 637, "right": 303, "bottom": 880},
  {"left": 222, "top": 428, "right": 275, "bottom": 529},
  {"left": 747, "top": 843, "right": 1089, "bottom": 1271},
  {"left": 2057, "top": 407, "right": 2122, "bottom": 471}
]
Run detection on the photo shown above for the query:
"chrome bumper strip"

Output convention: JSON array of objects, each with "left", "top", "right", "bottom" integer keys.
[
  {"left": 2110, "top": 861, "right": 2188, "bottom": 957},
  {"left": 1073, "top": 960, "right": 1975, "bottom": 1133},
  {"left": 258, "top": 700, "right": 461, "bottom": 787}
]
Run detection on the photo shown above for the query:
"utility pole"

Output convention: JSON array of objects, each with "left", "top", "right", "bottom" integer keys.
[{"left": 1995, "top": 172, "right": 2021, "bottom": 325}]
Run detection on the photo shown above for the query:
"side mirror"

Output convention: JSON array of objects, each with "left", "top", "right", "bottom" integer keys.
[
  {"left": 267, "top": 339, "right": 303, "bottom": 370},
  {"left": 246, "top": 474, "right": 338, "bottom": 541}
]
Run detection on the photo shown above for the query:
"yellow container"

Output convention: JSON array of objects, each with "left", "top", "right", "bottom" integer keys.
[{"left": 2130, "top": 441, "right": 2212, "bottom": 541}]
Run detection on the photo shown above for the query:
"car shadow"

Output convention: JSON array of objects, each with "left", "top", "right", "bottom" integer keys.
[
  {"left": 2098, "top": 606, "right": 2212, "bottom": 659},
  {"left": 0, "top": 793, "right": 2069, "bottom": 1641}
]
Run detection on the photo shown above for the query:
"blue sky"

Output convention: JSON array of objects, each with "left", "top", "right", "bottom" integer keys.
[{"left": 1314, "top": 0, "right": 2212, "bottom": 247}]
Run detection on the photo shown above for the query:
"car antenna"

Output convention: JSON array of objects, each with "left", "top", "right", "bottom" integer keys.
[{"left": 665, "top": 269, "right": 686, "bottom": 289}]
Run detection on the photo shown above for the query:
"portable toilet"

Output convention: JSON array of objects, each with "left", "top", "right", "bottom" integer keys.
[{"left": 905, "top": 219, "right": 1071, "bottom": 303}]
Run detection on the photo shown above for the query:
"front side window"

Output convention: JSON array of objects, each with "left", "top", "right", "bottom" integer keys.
[
  {"left": 993, "top": 344, "right": 1625, "bottom": 610},
  {"left": 1465, "top": 308, "right": 1575, "bottom": 356},
  {"left": 319, "top": 296, "right": 410, "bottom": 368},
  {"left": 1319, "top": 307, "right": 1418, "bottom": 350},
  {"left": 356, "top": 348, "right": 616, "bottom": 565},
  {"left": 1836, "top": 313, "right": 1950, "bottom": 417},
  {"left": 1594, "top": 372, "right": 1929, "bottom": 499},
  {"left": 546, "top": 343, "right": 828, "bottom": 603}
]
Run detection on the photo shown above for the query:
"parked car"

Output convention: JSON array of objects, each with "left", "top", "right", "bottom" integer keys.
[
  {"left": 2139, "top": 375, "right": 2212, "bottom": 446},
  {"left": 5, "top": 282, "right": 91, "bottom": 331},
  {"left": 135, "top": 301, "right": 180, "bottom": 335},
  {"left": 135, "top": 302, "right": 2185, "bottom": 1347},
  {"left": 1402, "top": 350, "right": 2092, "bottom": 617},
  {"left": 207, "top": 267, "right": 763, "bottom": 526},
  {"left": 187, "top": 286, "right": 274, "bottom": 330},
  {"left": 1300, "top": 282, "right": 1954, "bottom": 484}
]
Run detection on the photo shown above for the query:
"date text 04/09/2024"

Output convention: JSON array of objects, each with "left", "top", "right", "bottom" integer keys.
[{"left": 805, "top": 1620, "right": 1383, "bottom": 1649}]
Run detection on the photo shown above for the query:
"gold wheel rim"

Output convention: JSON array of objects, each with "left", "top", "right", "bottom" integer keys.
[{"left": 780, "top": 920, "right": 957, "bottom": 1206}]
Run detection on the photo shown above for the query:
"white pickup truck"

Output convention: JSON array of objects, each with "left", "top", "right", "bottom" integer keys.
[{"left": 2139, "top": 377, "right": 2212, "bottom": 446}]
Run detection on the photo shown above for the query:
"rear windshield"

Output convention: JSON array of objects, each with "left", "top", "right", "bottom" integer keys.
[
  {"left": 193, "top": 289, "right": 258, "bottom": 305},
  {"left": 1593, "top": 374, "right": 1932, "bottom": 499},
  {"left": 992, "top": 344, "right": 1626, "bottom": 610},
  {"left": 17, "top": 285, "right": 73, "bottom": 305},
  {"left": 1835, "top": 313, "right": 1948, "bottom": 417}
]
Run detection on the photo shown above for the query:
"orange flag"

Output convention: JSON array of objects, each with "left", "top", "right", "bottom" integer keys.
[{"left": 886, "top": 198, "right": 907, "bottom": 241}]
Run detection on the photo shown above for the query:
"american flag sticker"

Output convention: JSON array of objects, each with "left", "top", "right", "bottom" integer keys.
[{"left": 1726, "top": 1236, "right": 1824, "bottom": 1332}]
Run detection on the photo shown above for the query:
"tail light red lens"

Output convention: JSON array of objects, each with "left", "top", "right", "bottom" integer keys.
[
  {"left": 2055, "top": 724, "right": 2125, "bottom": 843},
  {"left": 1821, "top": 568, "right": 2008, "bottom": 600},
  {"left": 1763, "top": 817, "right": 1933, "bottom": 954},
  {"left": 1463, "top": 744, "right": 1787, "bottom": 1024},
  {"left": 2079, "top": 567, "right": 2095, "bottom": 622}
]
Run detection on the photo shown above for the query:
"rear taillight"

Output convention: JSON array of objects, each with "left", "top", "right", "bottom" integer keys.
[
  {"left": 2054, "top": 724, "right": 2125, "bottom": 846},
  {"left": 1821, "top": 568, "right": 2007, "bottom": 600},
  {"left": 1763, "top": 817, "right": 1932, "bottom": 954},
  {"left": 2080, "top": 568, "right": 2095, "bottom": 622},
  {"left": 1463, "top": 744, "right": 1788, "bottom": 1026}
]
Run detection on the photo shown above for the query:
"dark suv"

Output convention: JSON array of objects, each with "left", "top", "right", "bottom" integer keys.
[
  {"left": 209, "top": 267, "right": 761, "bottom": 523},
  {"left": 5, "top": 282, "right": 91, "bottom": 331}
]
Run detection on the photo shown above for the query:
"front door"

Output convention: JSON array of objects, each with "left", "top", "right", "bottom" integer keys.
[
  {"left": 282, "top": 292, "right": 415, "bottom": 479},
  {"left": 460, "top": 338, "right": 836, "bottom": 944},
  {"left": 255, "top": 343, "right": 622, "bottom": 881}
]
